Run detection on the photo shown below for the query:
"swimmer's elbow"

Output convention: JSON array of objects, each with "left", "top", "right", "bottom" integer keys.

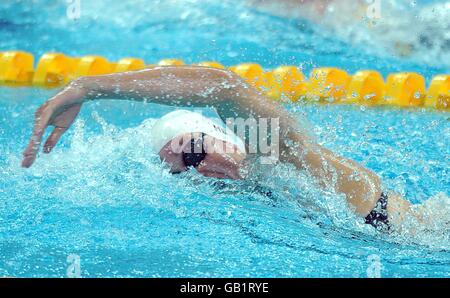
[{"left": 210, "top": 68, "right": 258, "bottom": 102}]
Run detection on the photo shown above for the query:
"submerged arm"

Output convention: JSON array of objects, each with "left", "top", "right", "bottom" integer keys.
[{"left": 23, "top": 65, "right": 381, "bottom": 216}]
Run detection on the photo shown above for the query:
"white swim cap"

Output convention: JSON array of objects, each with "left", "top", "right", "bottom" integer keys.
[{"left": 150, "top": 110, "right": 246, "bottom": 154}]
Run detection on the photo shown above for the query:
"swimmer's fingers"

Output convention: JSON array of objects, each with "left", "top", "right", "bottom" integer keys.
[
  {"left": 42, "top": 103, "right": 81, "bottom": 153},
  {"left": 22, "top": 103, "right": 53, "bottom": 168},
  {"left": 22, "top": 141, "right": 38, "bottom": 168},
  {"left": 22, "top": 102, "right": 81, "bottom": 167},
  {"left": 43, "top": 127, "right": 68, "bottom": 154}
]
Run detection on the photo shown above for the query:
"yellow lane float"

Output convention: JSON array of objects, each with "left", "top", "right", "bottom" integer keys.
[
  {"left": 113, "top": 58, "right": 146, "bottom": 73},
  {"left": 227, "top": 63, "right": 277, "bottom": 97},
  {"left": 346, "top": 71, "right": 385, "bottom": 106},
  {"left": 157, "top": 59, "right": 184, "bottom": 66},
  {"left": 425, "top": 75, "right": 449, "bottom": 109},
  {"left": 307, "top": 67, "right": 350, "bottom": 103},
  {"left": 385, "top": 72, "right": 426, "bottom": 107},
  {"left": 33, "top": 53, "right": 77, "bottom": 87},
  {"left": 229, "top": 63, "right": 264, "bottom": 85},
  {"left": 197, "top": 61, "right": 225, "bottom": 69},
  {"left": 0, "top": 51, "right": 34, "bottom": 86},
  {"left": 68, "top": 55, "right": 113, "bottom": 82},
  {"left": 269, "top": 66, "right": 307, "bottom": 101}
]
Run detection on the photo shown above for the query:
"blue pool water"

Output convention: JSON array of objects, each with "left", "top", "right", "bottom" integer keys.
[{"left": 0, "top": 0, "right": 449, "bottom": 277}]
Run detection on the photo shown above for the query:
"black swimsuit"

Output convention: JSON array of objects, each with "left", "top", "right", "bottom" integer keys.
[{"left": 364, "top": 192, "right": 390, "bottom": 231}]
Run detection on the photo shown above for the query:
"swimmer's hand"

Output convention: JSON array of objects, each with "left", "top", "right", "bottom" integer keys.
[{"left": 22, "top": 82, "right": 87, "bottom": 168}]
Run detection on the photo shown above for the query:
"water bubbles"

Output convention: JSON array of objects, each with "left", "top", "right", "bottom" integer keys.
[
  {"left": 220, "top": 80, "right": 237, "bottom": 90},
  {"left": 364, "top": 93, "right": 376, "bottom": 101},
  {"left": 1, "top": 0, "right": 449, "bottom": 277},
  {"left": 349, "top": 171, "right": 362, "bottom": 182}
]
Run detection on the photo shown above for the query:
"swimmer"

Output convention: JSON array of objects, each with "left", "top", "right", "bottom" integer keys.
[{"left": 21, "top": 66, "right": 427, "bottom": 232}]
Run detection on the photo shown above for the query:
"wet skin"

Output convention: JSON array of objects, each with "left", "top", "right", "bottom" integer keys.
[{"left": 21, "top": 65, "right": 423, "bottom": 230}]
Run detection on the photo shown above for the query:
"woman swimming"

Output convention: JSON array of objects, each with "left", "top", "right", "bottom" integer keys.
[{"left": 21, "top": 65, "right": 424, "bottom": 232}]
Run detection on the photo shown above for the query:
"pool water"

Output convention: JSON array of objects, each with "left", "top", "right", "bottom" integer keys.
[{"left": 0, "top": 0, "right": 449, "bottom": 277}]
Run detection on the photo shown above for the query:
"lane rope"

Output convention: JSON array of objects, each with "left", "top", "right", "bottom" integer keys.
[{"left": 0, "top": 51, "right": 448, "bottom": 109}]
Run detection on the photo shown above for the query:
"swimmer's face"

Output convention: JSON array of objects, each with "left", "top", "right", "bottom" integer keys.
[{"left": 158, "top": 133, "right": 246, "bottom": 180}]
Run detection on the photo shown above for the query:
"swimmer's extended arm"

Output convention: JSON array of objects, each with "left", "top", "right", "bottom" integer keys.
[
  {"left": 23, "top": 66, "right": 294, "bottom": 165},
  {"left": 23, "top": 66, "right": 381, "bottom": 216}
]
